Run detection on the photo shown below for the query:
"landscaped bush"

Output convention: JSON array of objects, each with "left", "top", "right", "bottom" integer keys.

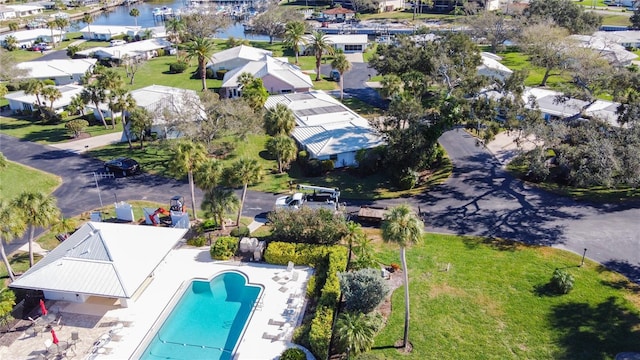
[
  {"left": 550, "top": 268, "right": 575, "bottom": 294},
  {"left": 200, "top": 218, "right": 218, "bottom": 232},
  {"left": 206, "top": 68, "right": 215, "bottom": 79},
  {"left": 156, "top": 48, "right": 165, "bottom": 57},
  {"left": 169, "top": 61, "right": 189, "bottom": 74},
  {"left": 304, "top": 159, "right": 323, "bottom": 177},
  {"left": 268, "top": 208, "right": 348, "bottom": 245},
  {"left": 230, "top": 225, "right": 250, "bottom": 237},
  {"left": 308, "top": 305, "right": 334, "bottom": 360},
  {"left": 321, "top": 160, "right": 334, "bottom": 173},
  {"left": 64, "top": 119, "right": 89, "bottom": 138},
  {"left": 396, "top": 168, "right": 418, "bottom": 190},
  {"left": 279, "top": 348, "right": 306, "bottom": 360},
  {"left": 187, "top": 236, "right": 207, "bottom": 247},
  {"left": 339, "top": 268, "right": 390, "bottom": 313},
  {"left": 210, "top": 236, "right": 238, "bottom": 260}
]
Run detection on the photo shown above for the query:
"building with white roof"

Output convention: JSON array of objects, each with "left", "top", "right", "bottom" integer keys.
[
  {"left": 207, "top": 45, "right": 273, "bottom": 73},
  {"left": 478, "top": 52, "right": 513, "bottom": 82},
  {"left": 4, "top": 4, "right": 44, "bottom": 17},
  {"left": 76, "top": 38, "right": 172, "bottom": 61},
  {"left": 265, "top": 91, "right": 385, "bottom": 168},
  {"left": 10, "top": 222, "right": 187, "bottom": 307},
  {"left": 0, "top": 28, "right": 65, "bottom": 48},
  {"left": 594, "top": 30, "right": 640, "bottom": 50},
  {"left": 523, "top": 87, "right": 620, "bottom": 126},
  {"left": 221, "top": 55, "right": 313, "bottom": 98},
  {"left": 0, "top": 5, "right": 17, "bottom": 20},
  {"left": 4, "top": 84, "right": 84, "bottom": 114},
  {"left": 16, "top": 58, "right": 97, "bottom": 85},
  {"left": 300, "top": 34, "right": 368, "bottom": 54},
  {"left": 569, "top": 34, "right": 638, "bottom": 66},
  {"left": 78, "top": 25, "right": 141, "bottom": 41}
]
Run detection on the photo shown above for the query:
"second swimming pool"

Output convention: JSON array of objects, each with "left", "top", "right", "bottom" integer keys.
[{"left": 139, "top": 271, "right": 263, "bottom": 360}]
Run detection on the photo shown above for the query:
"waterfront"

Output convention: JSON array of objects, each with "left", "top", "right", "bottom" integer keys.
[{"left": 70, "top": 0, "right": 270, "bottom": 41}]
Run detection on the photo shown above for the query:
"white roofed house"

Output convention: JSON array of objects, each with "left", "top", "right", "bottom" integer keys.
[
  {"left": 0, "top": 28, "right": 65, "bottom": 49},
  {"left": 0, "top": 5, "right": 17, "bottom": 20},
  {"left": 5, "top": 4, "right": 44, "bottom": 17},
  {"left": 206, "top": 45, "right": 272, "bottom": 75},
  {"left": 265, "top": 91, "right": 385, "bottom": 168},
  {"left": 477, "top": 52, "right": 513, "bottom": 82},
  {"left": 16, "top": 59, "right": 97, "bottom": 85},
  {"left": 300, "top": 34, "right": 368, "bottom": 54},
  {"left": 78, "top": 25, "right": 141, "bottom": 41},
  {"left": 221, "top": 55, "right": 313, "bottom": 98},
  {"left": 569, "top": 34, "right": 638, "bottom": 66},
  {"left": 76, "top": 38, "right": 172, "bottom": 63},
  {"left": 10, "top": 222, "right": 187, "bottom": 308},
  {"left": 4, "top": 84, "right": 84, "bottom": 114}
]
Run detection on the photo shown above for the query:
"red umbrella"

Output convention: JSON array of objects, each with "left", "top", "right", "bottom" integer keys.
[
  {"left": 39, "top": 299, "right": 47, "bottom": 316},
  {"left": 51, "top": 329, "right": 59, "bottom": 345}
]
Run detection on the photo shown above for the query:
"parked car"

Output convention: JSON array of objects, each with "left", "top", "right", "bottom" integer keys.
[
  {"left": 110, "top": 39, "right": 126, "bottom": 47},
  {"left": 104, "top": 158, "right": 140, "bottom": 176},
  {"left": 31, "top": 43, "right": 53, "bottom": 51}
]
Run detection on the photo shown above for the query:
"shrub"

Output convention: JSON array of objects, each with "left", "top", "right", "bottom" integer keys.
[
  {"left": 58, "top": 111, "right": 68, "bottom": 119},
  {"left": 200, "top": 218, "right": 218, "bottom": 231},
  {"left": 321, "top": 159, "right": 334, "bottom": 173},
  {"left": 43, "top": 79, "right": 55, "bottom": 86},
  {"left": 216, "top": 69, "right": 228, "bottom": 80},
  {"left": 187, "top": 236, "right": 207, "bottom": 247},
  {"left": 230, "top": 225, "right": 250, "bottom": 238},
  {"left": 309, "top": 306, "right": 333, "bottom": 360},
  {"left": 210, "top": 236, "right": 238, "bottom": 260},
  {"left": 268, "top": 208, "right": 348, "bottom": 245},
  {"left": 304, "top": 159, "right": 323, "bottom": 177},
  {"left": 280, "top": 348, "right": 305, "bottom": 360},
  {"left": 396, "top": 168, "right": 418, "bottom": 190},
  {"left": 339, "top": 268, "right": 390, "bottom": 313},
  {"left": 169, "top": 61, "right": 188, "bottom": 74},
  {"left": 206, "top": 68, "right": 215, "bottom": 79},
  {"left": 550, "top": 268, "right": 574, "bottom": 294},
  {"left": 156, "top": 48, "right": 165, "bottom": 57},
  {"left": 65, "top": 119, "right": 89, "bottom": 138}
]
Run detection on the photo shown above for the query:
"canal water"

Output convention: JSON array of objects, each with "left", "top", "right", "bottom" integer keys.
[{"left": 70, "top": 0, "right": 270, "bottom": 41}]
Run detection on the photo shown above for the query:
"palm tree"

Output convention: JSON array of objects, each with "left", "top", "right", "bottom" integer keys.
[
  {"left": 3, "top": 35, "right": 17, "bottom": 51},
  {"left": 13, "top": 192, "right": 60, "bottom": 267},
  {"left": 334, "top": 312, "right": 376, "bottom": 359},
  {"left": 129, "top": 8, "right": 140, "bottom": 26},
  {"left": 331, "top": 52, "right": 352, "bottom": 101},
  {"left": 165, "top": 17, "right": 185, "bottom": 43},
  {"left": 201, "top": 187, "right": 240, "bottom": 231},
  {"left": 81, "top": 83, "right": 108, "bottom": 129},
  {"left": 82, "top": 14, "right": 94, "bottom": 40},
  {"left": 112, "top": 90, "right": 137, "bottom": 149},
  {"left": 98, "top": 68, "right": 124, "bottom": 128},
  {"left": 0, "top": 199, "right": 26, "bottom": 282},
  {"left": 68, "top": 94, "right": 86, "bottom": 116},
  {"left": 185, "top": 37, "right": 215, "bottom": 91},
  {"left": 381, "top": 204, "right": 424, "bottom": 352},
  {"left": 24, "top": 79, "right": 45, "bottom": 108},
  {"left": 309, "top": 31, "right": 334, "bottom": 81},
  {"left": 50, "top": 216, "right": 78, "bottom": 240},
  {"left": 380, "top": 74, "right": 403, "bottom": 100},
  {"left": 284, "top": 21, "right": 307, "bottom": 65},
  {"left": 264, "top": 103, "right": 296, "bottom": 136},
  {"left": 47, "top": 20, "right": 57, "bottom": 47},
  {"left": 342, "top": 221, "right": 364, "bottom": 269},
  {"left": 8, "top": 22, "right": 18, "bottom": 32},
  {"left": 226, "top": 158, "right": 262, "bottom": 227},
  {"left": 266, "top": 135, "right": 297, "bottom": 173},
  {"left": 41, "top": 86, "right": 62, "bottom": 113},
  {"left": 55, "top": 17, "right": 69, "bottom": 42},
  {"left": 167, "top": 141, "right": 208, "bottom": 221},
  {"left": 194, "top": 158, "right": 224, "bottom": 192}
]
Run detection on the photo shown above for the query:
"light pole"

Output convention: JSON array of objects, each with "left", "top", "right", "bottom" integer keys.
[
  {"left": 93, "top": 172, "right": 104, "bottom": 208},
  {"left": 580, "top": 248, "right": 588, "bottom": 267}
]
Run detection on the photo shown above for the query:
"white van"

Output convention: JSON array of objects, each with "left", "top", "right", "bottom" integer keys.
[{"left": 110, "top": 39, "right": 126, "bottom": 47}]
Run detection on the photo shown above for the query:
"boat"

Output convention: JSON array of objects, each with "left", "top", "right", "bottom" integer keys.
[{"left": 152, "top": 6, "right": 173, "bottom": 17}]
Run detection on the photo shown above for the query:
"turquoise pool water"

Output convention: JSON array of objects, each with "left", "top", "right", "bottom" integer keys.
[{"left": 140, "top": 271, "right": 263, "bottom": 360}]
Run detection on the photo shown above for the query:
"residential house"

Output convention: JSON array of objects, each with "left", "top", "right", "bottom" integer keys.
[
  {"left": 16, "top": 59, "right": 97, "bottom": 85},
  {"left": 76, "top": 38, "right": 172, "bottom": 61},
  {"left": 300, "top": 34, "right": 368, "bottom": 55},
  {"left": 594, "top": 30, "right": 640, "bottom": 50},
  {"left": 221, "top": 55, "right": 313, "bottom": 98},
  {"left": 10, "top": 222, "right": 187, "bottom": 307},
  {"left": 78, "top": 25, "right": 141, "bottom": 41},
  {"left": 477, "top": 52, "right": 513, "bottom": 82},
  {"left": 0, "top": 5, "right": 16, "bottom": 20},
  {"left": 127, "top": 26, "right": 167, "bottom": 40},
  {"left": 0, "top": 28, "right": 65, "bottom": 48},
  {"left": 569, "top": 34, "right": 638, "bottom": 66},
  {"left": 320, "top": 7, "right": 355, "bottom": 22},
  {"left": 207, "top": 45, "right": 272, "bottom": 74},
  {"left": 5, "top": 4, "right": 44, "bottom": 17},
  {"left": 4, "top": 84, "right": 84, "bottom": 114},
  {"left": 265, "top": 91, "right": 385, "bottom": 168}
]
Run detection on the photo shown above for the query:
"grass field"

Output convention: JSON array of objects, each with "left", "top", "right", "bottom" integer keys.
[
  {"left": 0, "top": 160, "right": 61, "bottom": 202},
  {"left": 601, "top": 13, "right": 634, "bottom": 26},
  {"left": 368, "top": 233, "right": 640, "bottom": 359},
  {"left": 498, "top": 49, "right": 572, "bottom": 88},
  {"left": 0, "top": 116, "right": 123, "bottom": 144}
]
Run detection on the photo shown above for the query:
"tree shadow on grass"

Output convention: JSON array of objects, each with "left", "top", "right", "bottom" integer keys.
[{"left": 549, "top": 297, "right": 640, "bottom": 359}]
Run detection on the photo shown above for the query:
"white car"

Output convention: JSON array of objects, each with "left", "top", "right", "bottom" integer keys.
[{"left": 110, "top": 39, "right": 126, "bottom": 47}]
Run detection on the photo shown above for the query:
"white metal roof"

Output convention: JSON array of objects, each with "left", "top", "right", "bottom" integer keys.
[
  {"left": 129, "top": 84, "right": 203, "bottom": 124},
  {"left": 0, "top": 28, "right": 63, "bottom": 42},
  {"left": 301, "top": 34, "right": 367, "bottom": 45},
  {"left": 78, "top": 25, "right": 140, "bottom": 35},
  {"left": 221, "top": 55, "right": 312, "bottom": 89},
  {"left": 569, "top": 34, "right": 638, "bottom": 64},
  {"left": 266, "top": 91, "right": 384, "bottom": 157},
  {"left": 16, "top": 58, "right": 97, "bottom": 79},
  {"left": 211, "top": 45, "right": 272, "bottom": 65},
  {"left": 80, "top": 38, "right": 171, "bottom": 59},
  {"left": 6, "top": 4, "right": 44, "bottom": 11},
  {"left": 10, "top": 222, "right": 187, "bottom": 299},
  {"left": 4, "top": 84, "right": 84, "bottom": 109}
]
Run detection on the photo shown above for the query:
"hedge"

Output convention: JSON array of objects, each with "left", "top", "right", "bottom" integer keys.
[
  {"left": 308, "top": 305, "right": 334, "bottom": 360},
  {"left": 210, "top": 236, "right": 238, "bottom": 260},
  {"left": 263, "top": 242, "right": 346, "bottom": 268}
]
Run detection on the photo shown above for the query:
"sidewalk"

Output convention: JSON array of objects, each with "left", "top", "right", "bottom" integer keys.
[
  {"left": 485, "top": 131, "right": 537, "bottom": 166},
  {"left": 49, "top": 132, "right": 123, "bottom": 154}
]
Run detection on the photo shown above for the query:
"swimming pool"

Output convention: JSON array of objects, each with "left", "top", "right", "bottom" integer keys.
[{"left": 139, "top": 271, "right": 263, "bottom": 360}]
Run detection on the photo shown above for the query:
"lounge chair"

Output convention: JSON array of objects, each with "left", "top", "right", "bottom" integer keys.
[
  {"left": 262, "top": 332, "right": 282, "bottom": 342},
  {"left": 268, "top": 319, "right": 286, "bottom": 327}
]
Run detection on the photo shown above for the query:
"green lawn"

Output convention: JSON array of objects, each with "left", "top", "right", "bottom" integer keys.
[
  {"left": 601, "top": 13, "right": 633, "bottom": 26},
  {"left": 576, "top": 0, "right": 609, "bottom": 7},
  {"left": 360, "top": 10, "right": 457, "bottom": 22},
  {"left": 498, "top": 49, "right": 573, "bottom": 88},
  {"left": 368, "top": 233, "right": 640, "bottom": 359},
  {"left": 0, "top": 116, "right": 123, "bottom": 144},
  {"left": 0, "top": 160, "right": 61, "bottom": 202}
]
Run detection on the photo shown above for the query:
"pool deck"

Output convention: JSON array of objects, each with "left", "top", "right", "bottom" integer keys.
[{"left": 0, "top": 247, "right": 314, "bottom": 360}]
